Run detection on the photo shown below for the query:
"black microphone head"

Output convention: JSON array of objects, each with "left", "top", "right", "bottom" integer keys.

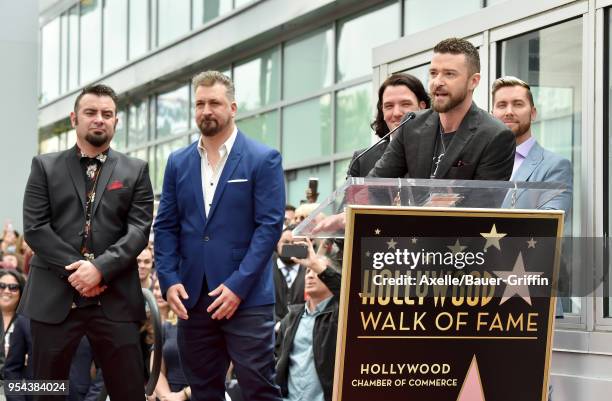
[{"left": 404, "top": 111, "right": 416, "bottom": 120}]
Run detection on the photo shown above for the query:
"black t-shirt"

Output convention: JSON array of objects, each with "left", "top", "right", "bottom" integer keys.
[{"left": 430, "top": 122, "right": 455, "bottom": 178}]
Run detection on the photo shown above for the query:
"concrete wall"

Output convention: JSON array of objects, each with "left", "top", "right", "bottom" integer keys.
[{"left": 0, "top": 0, "right": 39, "bottom": 231}]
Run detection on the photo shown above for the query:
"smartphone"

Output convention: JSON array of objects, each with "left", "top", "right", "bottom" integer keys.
[
  {"left": 280, "top": 243, "right": 308, "bottom": 259},
  {"left": 308, "top": 178, "right": 318, "bottom": 194}
]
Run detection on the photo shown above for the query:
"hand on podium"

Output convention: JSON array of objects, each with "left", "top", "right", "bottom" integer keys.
[{"left": 312, "top": 212, "right": 346, "bottom": 234}]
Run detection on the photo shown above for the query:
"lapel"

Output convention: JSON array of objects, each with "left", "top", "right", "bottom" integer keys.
[
  {"left": 434, "top": 102, "right": 478, "bottom": 179},
  {"left": 513, "top": 140, "right": 543, "bottom": 182},
  {"left": 66, "top": 147, "right": 87, "bottom": 214},
  {"left": 91, "top": 149, "right": 118, "bottom": 217},
  {"left": 415, "top": 111, "right": 438, "bottom": 178},
  {"left": 189, "top": 143, "right": 208, "bottom": 226},
  {"left": 204, "top": 131, "right": 245, "bottom": 228}
]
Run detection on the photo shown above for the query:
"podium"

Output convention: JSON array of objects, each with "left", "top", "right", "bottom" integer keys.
[{"left": 294, "top": 178, "right": 569, "bottom": 401}]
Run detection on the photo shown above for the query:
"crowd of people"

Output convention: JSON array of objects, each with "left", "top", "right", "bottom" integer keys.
[{"left": 0, "top": 36, "right": 571, "bottom": 401}]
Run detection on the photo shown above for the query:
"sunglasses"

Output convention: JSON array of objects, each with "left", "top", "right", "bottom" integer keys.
[{"left": 0, "top": 282, "right": 19, "bottom": 292}]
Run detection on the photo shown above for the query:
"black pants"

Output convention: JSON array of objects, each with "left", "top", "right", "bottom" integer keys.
[{"left": 30, "top": 306, "right": 145, "bottom": 401}]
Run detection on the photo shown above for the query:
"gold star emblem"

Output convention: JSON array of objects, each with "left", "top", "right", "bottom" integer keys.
[
  {"left": 447, "top": 239, "right": 467, "bottom": 254},
  {"left": 480, "top": 224, "right": 506, "bottom": 252},
  {"left": 374, "top": 229, "right": 381, "bottom": 235},
  {"left": 527, "top": 237, "right": 537, "bottom": 248},
  {"left": 386, "top": 238, "right": 398, "bottom": 249},
  {"left": 411, "top": 237, "right": 418, "bottom": 244},
  {"left": 365, "top": 251, "right": 371, "bottom": 257}
]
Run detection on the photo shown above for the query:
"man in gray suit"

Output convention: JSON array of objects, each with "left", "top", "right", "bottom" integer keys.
[
  {"left": 368, "top": 37, "right": 515, "bottom": 180},
  {"left": 491, "top": 76, "right": 573, "bottom": 217},
  {"left": 492, "top": 75, "right": 572, "bottom": 401}
]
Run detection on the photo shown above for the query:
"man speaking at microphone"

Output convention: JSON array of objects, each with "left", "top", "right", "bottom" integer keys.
[
  {"left": 314, "top": 38, "right": 514, "bottom": 234},
  {"left": 368, "top": 37, "right": 514, "bottom": 181}
]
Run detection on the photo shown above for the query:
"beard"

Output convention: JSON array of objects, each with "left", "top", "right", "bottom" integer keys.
[
  {"left": 508, "top": 119, "right": 532, "bottom": 138},
  {"left": 198, "top": 115, "right": 231, "bottom": 137},
  {"left": 430, "top": 84, "right": 469, "bottom": 113},
  {"left": 85, "top": 131, "right": 110, "bottom": 147}
]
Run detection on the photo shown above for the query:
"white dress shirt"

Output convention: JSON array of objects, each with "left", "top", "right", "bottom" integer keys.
[{"left": 197, "top": 126, "right": 238, "bottom": 216}]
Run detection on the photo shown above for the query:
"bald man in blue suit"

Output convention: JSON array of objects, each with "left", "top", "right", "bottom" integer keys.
[{"left": 154, "top": 71, "right": 284, "bottom": 401}]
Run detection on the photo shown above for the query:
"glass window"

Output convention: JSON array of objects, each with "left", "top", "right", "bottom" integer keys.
[
  {"left": 60, "top": 12, "right": 69, "bottom": 94},
  {"left": 335, "top": 82, "right": 373, "bottom": 154},
  {"left": 192, "top": 0, "right": 232, "bottom": 26},
  {"left": 157, "top": 0, "right": 190, "bottom": 46},
  {"left": 131, "top": 148, "right": 148, "bottom": 162},
  {"left": 67, "top": 129, "right": 77, "bottom": 147},
  {"left": 403, "top": 0, "right": 481, "bottom": 36},
  {"left": 500, "top": 18, "right": 582, "bottom": 313},
  {"left": 41, "top": 18, "right": 60, "bottom": 103},
  {"left": 58, "top": 131, "right": 68, "bottom": 151},
  {"left": 155, "top": 138, "right": 187, "bottom": 192},
  {"left": 128, "top": 100, "right": 149, "bottom": 148},
  {"left": 156, "top": 85, "right": 190, "bottom": 139},
  {"left": 234, "top": 47, "right": 280, "bottom": 113},
  {"left": 68, "top": 6, "right": 79, "bottom": 90},
  {"left": 281, "top": 95, "right": 332, "bottom": 164},
  {"left": 283, "top": 27, "right": 333, "bottom": 100},
  {"left": 39, "top": 133, "right": 60, "bottom": 154},
  {"left": 403, "top": 64, "right": 430, "bottom": 90},
  {"left": 103, "top": 0, "right": 127, "bottom": 72},
  {"left": 337, "top": 3, "right": 399, "bottom": 82},
  {"left": 112, "top": 109, "right": 126, "bottom": 151},
  {"left": 80, "top": 0, "right": 102, "bottom": 84},
  {"left": 286, "top": 164, "right": 332, "bottom": 207},
  {"left": 236, "top": 111, "right": 279, "bottom": 150},
  {"left": 334, "top": 158, "right": 351, "bottom": 190},
  {"left": 129, "top": 0, "right": 149, "bottom": 59}
]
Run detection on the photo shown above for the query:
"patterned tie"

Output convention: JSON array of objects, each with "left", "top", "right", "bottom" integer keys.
[{"left": 282, "top": 265, "right": 294, "bottom": 287}]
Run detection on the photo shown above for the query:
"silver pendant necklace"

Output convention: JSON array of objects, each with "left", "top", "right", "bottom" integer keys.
[{"left": 431, "top": 125, "right": 447, "bottom": 178}]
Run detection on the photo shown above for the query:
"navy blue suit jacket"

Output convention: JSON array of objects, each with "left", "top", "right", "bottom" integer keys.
[{"left": 154, "top": 131, "right": 285, "bottom": 308}]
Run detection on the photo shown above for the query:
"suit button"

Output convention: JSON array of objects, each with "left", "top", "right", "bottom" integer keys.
[{"left": 203, "top": 236, "right": 210, "bottom": 241}]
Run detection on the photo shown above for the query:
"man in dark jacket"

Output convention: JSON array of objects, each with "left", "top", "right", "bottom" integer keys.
[
  {"left": 275, "top": 239, "right": 340, "bottom": 401},
  {"left": 273, "top": 226, "right": 306, "bottom": 323}
]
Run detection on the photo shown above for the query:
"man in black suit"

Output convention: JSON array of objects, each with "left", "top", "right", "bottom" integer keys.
[
  {"left": 273, "top": 226, "right": 306, "bottom": 323},
  {"left": 368, "top": 37, "right": 514, "bottom": 180},
  {"left": 348, "top": 73, "right": 429, "bottom": 177},
  {"left": 20, "top": 84, "right": 153, "bottom": 400}
]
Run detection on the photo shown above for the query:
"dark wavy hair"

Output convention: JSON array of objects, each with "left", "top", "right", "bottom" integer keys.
[{"left": 370, "top": 73, "right": 430, "bottom": 138}]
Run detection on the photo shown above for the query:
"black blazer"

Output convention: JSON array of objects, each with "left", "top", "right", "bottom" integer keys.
[
  {"left": 348, "top": 141, "right": 389, "bottom": 178},
  {"left": 272, "top": 255, "right": 306, "bottom": 322},
  {"left": 19, "top": 147, "right": 154, "bottom": 324},
  {"left": 368, "top": 102, "right": 515, "bottom": 180}
]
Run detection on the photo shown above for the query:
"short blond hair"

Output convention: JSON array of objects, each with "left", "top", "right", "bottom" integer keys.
[
  {"left": 491, "top": 76, "right": 534, "bottom": 106},
  {"left": 192, "top": 70, "right": 235, "bottom": 101}
]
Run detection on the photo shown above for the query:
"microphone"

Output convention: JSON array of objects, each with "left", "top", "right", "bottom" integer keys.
[{"left": 346, "top": 112, "right": 416, "bottom": 178}]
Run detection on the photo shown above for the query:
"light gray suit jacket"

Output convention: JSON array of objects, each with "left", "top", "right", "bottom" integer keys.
[
  {"left": 512, "top": 140, "right": 573, "bottom": 219},
  {"left": 511, "top": 140, "right": 572, "bottom": 318}
]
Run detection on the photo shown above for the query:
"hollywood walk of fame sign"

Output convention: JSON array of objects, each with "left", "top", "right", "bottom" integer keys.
[{"left": 333, "top": 206, "right": 563, "bottom": 401}]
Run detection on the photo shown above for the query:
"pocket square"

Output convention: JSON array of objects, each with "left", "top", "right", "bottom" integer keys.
[
  {"left": 228, "top": 179, "right": 248, "bottom": 183},
  {"left": 107, "top": 180, "right": 125, "bottom": 191}
]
